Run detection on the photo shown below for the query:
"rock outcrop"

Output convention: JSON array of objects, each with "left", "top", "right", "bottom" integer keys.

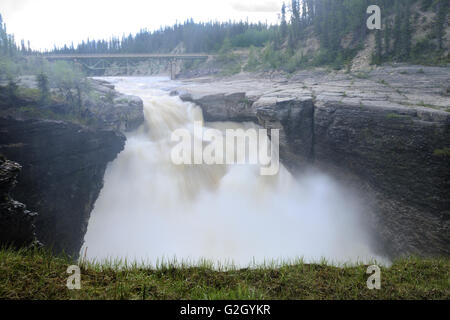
[
  {"left": 0, "top": 77, "right": 145, "bottom": 133},
  {"left": 83, "top": 79, "right": 145, "bottom": 132},
  {"left": 174, "top": 65, "right": 450, "bottom": 258},
  {"left": 0, "top": 77, "right": 145, "bottom": 256},
  {"left": 0, "top": 118, "right": 126, "bottom": 256},
  {"left": 314, "top": 100, "right": 450, "bottom": 257},
  {"left": 0, "top": 157, "right": 39, "bottom": 249}
]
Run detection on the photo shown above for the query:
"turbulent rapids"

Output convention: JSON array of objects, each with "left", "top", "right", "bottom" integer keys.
[{"left": 82, "top": 77, "right": 386, "bottom": 267}]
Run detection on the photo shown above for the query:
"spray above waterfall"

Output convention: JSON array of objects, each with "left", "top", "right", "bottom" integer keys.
[
  {"left": 82, "top": 77, "right": 387, "bottom": 267},
  {"left": 170, "top": 121, "right": 280, "bottom": 176}
]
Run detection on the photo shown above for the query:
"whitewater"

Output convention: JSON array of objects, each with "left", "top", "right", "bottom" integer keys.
[{"left": 82, "top": 77, "right": 388, "bottom": 267}]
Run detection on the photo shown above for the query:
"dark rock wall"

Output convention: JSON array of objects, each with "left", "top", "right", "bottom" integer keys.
[
  {"left": 256, "top": 98, "right": 315, "bottom": 170},
  {"left": 0, "top": 158, "right": 38, "bottom": 249},
  {"left": 180, "top": 93, "right": 450, "bottom": 257},
  {"left": 314, "top": 101, "right": 450, "bottom": 256},
  {"left": 0, "top": 118, "right": 126, "bottom": 256},
  {"left": 180, "top": 92, "right": 258, "bottom": 123}
]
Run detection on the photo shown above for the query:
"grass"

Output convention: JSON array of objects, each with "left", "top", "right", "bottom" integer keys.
[
  {"left": 417, "top": 101, "right": 441, "bottom": 110},
  {"left": 386, "top": 113, "right": 411, "bottom": 120},
  {"left": 433, "top": 147, "right": 450, "bottom": 157},
  {"left": 353, "top": 72, "right": 370, "bottom": 80},
  {"left": 16, "top": 87, "right": 41, "bottom": 100},
  {"left": 0, "top": 248, "right": 449, "bottom": 300}
]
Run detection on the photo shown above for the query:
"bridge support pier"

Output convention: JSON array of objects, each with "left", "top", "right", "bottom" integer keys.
[{"left": 170, "top": 59, "right": 176, "bottom": 80}]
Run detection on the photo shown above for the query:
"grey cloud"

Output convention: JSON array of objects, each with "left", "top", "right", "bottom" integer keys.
[{"left": 0, "top": 0, "right": 32, "bottom": 14}]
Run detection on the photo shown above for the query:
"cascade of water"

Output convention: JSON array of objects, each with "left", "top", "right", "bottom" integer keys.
[{"left": 82, "top": 77, "right": 387, "bottom": 267}]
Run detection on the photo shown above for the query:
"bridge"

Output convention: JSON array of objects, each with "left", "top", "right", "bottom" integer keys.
[{"left": 43, "top": 53, "right": 212, "bottom": 79}]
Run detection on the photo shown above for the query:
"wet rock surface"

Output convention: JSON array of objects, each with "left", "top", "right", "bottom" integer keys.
[{"left": 174, "top": 65, "right": 450, "bottom": 257}]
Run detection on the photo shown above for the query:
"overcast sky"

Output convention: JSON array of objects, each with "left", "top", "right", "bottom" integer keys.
[{"left": 0, "top": 0, "right": 285, "bottom": 51}]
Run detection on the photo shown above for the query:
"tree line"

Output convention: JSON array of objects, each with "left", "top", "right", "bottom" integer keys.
[
  {"left": 51, "top": 20, "right": 278, "bottom": 54},
  {"left": 48, "top": 0, "right": 447, "bottom": 69},
  {"left": 1, "top": 0, "right": 448, "bottom": 76}
]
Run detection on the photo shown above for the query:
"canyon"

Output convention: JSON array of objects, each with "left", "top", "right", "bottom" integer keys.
[
  {"left": 173, "top": 65, "right": 450, "bottom": 257},
  {"left": 0, "top": 64, "right": 449, "bottom": 260}
]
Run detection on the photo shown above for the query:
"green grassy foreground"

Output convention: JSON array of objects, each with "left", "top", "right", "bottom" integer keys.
[{"left": 0, "top": 248, "right": 448, "bottom": 300}]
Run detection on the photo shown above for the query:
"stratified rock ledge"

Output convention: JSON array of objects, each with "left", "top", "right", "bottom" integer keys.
[{"left": 174, "top": 65, "right": 450, "bottom": 258}]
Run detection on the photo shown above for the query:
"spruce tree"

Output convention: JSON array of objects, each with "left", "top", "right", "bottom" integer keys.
[
  {"left": 281, "top": 3, "right": 288, "bottom": 40},
  {"left": 401, "top": 3, "right": 412, "bottom": 60},
  {"left": 291, "top": 0, "right": 300, "bottom": 43},
  {"left": 393, "top": 1, "right": 403, "bottom": 59},
  {"left": 374, "top": 30, "right": 382, "bottom": 64},
  {"left": 435, "top": 0, "right": 448, "bottom": 50},
  {"left": 384, "top": 19, "right": 391, "bottom": 56},
  {"left": 37, "top": 73, "right": 50, "bottom": 103}
]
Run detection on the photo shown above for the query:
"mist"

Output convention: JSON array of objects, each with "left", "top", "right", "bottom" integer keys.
[{"left": 82, "top": 77, "right": 387, "bottom": 268}]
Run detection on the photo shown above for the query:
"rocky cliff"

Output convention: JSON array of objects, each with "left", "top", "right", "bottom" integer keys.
[
  {"left": 174, "top": 65, "right": 450, "bottom": 258},
  {"left": 83, "top": 79, "right": 145, "bottom": 132},
  {"left": 0, "top": 77, "right": 145, "bottom": 133},
  {"left": 0, "top": 79, "right": 144, "bottom": 256},
  {"left": 0, "top": 157, "right": 39, "bottom": 249},
  {"left": 0, "top": 118, "right": 126, "bottom": 256}
]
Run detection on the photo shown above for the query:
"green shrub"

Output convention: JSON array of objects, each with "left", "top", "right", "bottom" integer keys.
[
  {"left": 244, "top": 46, "right": 260, "bottom": 72},
  {"left": 354, "top": 72, "right": 370, "bottom": 79},
  {"left": 261, "top": 43, "right": 286, "bottom": 70},
  {"left": 37, "top": 72, "right": 50, "bottom": 103},
  {"left": 47, "top": 61, "right": 88, "bottom": 111},
  {"left": 0, "top": 56, "right": 19, "bottom": 80}
]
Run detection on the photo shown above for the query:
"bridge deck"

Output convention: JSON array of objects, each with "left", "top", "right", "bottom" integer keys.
[{"left": 43, "top": 53, "right": 211, "bottom": 60}]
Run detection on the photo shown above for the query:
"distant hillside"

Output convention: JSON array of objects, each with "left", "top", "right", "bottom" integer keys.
[
  {"left": 1, "top": 0, "right": 448, "bottom": 79},
  {"left": 45, "top": 0, "right": 448, "bottom": 75}
]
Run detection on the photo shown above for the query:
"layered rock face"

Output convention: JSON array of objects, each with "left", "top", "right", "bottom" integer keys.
[
  {"left": 0, "top": 118, "right": 126, "bottom": 256},
  {"left": 83, "top": 79, "right": 144, "bottom": 132},
  {"left": 0, "top": 78, "right": 144, "bottom": 256},
  {"left": 1, "top": 77, "right": 145, "bottom": 133},
  {"left": 175, "top": 65, "right": 450, "bottom": 257},
  {"left": 314, "top": 100, "right": 450, "bottom": 257},
  {"left": 0, "top": 158, "right": 38, "bottom": 249},
  {"left": 0, "top": 117, "right": 127, "bottom": 255}
]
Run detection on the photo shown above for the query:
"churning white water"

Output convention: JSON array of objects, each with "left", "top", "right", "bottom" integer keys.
[{"left": 82, "top": 77, "right": 387, "bottom": 267}]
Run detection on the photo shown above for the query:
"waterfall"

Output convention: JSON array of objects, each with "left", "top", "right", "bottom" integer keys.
[{"left": 82, "top": 77, "right": 387, "bottom": 267}]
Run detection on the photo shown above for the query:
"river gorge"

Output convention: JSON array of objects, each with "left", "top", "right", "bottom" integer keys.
[
  {"left": 1, "top": 66, "right": 449, "bottom": 266},
  {"left": 82, "top": 77, "right": 387, "bottom": 267}
]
